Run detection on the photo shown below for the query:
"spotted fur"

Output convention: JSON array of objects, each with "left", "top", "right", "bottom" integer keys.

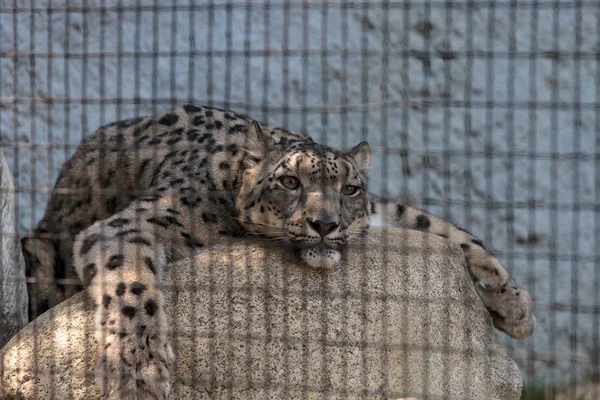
[{"left": 22, "top": 105, "right": 535, "bottom": 399}]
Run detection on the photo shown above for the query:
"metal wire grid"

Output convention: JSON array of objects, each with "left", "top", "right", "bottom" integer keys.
[{"left": 0, "top": 1, "right": 598, "bottom": 399}]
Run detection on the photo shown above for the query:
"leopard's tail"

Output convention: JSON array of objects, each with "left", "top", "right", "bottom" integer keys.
[{"left": 369, "top": 198, "right": 402, "bottom": 228}]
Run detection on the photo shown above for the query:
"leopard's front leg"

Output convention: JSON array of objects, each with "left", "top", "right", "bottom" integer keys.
[
  {"left": 73, "top": 196, "right": 200, "bottom": 399},
  {"left": 387, "top": 202, "right": 535, "bottom": 339}
]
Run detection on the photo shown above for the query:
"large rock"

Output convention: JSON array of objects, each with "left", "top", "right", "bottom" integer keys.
[
  {"left": 0, "top": 149, "right": 28, "bottom": 349},
  {"left": 0, "top": 229, "right": 522, "bottom": 399}
]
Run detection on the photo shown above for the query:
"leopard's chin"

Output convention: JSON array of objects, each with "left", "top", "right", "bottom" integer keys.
[{"left": 299, "top": 245, "right": 341, "bottom": 269}]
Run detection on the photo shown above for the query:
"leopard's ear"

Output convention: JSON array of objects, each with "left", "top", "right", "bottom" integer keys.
[
  {"left": 243, "top": 121, "right": 275, "bottom": 166},
  {"left": 346, "top": 141, "right": 371, "bottom": 174}
]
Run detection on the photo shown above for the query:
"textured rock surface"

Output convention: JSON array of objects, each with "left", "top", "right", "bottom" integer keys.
[
  {"left": 0, "top": 149, "right": 27, "bottom": 349},
  {"left": 0, "top": 228, "right": 522, "bottom": 399}
]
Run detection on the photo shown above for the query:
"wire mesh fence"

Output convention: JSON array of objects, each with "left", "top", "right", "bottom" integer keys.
[{"left": 0, "top": 0, "right": 598, "bottom": 399}]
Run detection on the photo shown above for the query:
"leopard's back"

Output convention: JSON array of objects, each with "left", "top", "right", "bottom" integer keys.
[{"left": 25, "top": 105, "right": 303, "bottom": 317}]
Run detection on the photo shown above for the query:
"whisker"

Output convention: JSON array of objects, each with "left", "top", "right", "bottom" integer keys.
[
  {"left": 230, "top": 217, "right": 286, "bottom": 230},
  {"left": 347, "top": 235, "right": 378, "bottom": 244},
  {"left": 245, "top": 232, "right": 288, "bottom": 241},
  {"left": 247, "top": 225, "right": 285, "bottom": 233}
]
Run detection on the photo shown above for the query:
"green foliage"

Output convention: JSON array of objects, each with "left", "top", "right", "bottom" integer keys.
[
  {"left": 521, "top": 375, "right": 590, "bottom": 400},
  {"left": 521, "top": 375, "right": 552, "bottom": 400}
]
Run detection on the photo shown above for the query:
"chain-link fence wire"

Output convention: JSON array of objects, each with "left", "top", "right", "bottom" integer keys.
[{"left": 0, "top": 0, "right": 598, "bottom": 398}]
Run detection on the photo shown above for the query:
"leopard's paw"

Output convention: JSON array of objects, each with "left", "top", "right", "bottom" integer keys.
[
  {"left": 464, "top": 244, "right": 510, "bottom": 291},
  {"left": 476, "top": 279, "right": 536, "bottom": 340},
  {"left": 94, "top": 297, "right": 175, "bottom": 399},
  {"left": 96, "top": 333, "right": 174, "bottom": 400}
]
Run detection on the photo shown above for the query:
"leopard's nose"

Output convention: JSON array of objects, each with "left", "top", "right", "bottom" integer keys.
[{"left": 306, "top": 218, "right": 339, "bottom": 238}]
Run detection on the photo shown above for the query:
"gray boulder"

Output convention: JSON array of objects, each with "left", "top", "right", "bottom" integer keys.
[
  {"left": 0, "top": 149, "right": 28, "bottom": 349},
  {"left": 0, "top": 229, "right": 522, "bottom": 399}
]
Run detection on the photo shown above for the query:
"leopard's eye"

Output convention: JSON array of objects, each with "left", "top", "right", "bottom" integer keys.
[
  {"left": 279, "top": 176, "right": 300, "bottom": 190},
  {"left": 342, "top": 185, "right": 361, "bottom": 196}
]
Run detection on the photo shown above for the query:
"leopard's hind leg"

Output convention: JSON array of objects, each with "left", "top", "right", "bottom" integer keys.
[{"left": 21, "top": 234, "right": 64, "bottom": 320}]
